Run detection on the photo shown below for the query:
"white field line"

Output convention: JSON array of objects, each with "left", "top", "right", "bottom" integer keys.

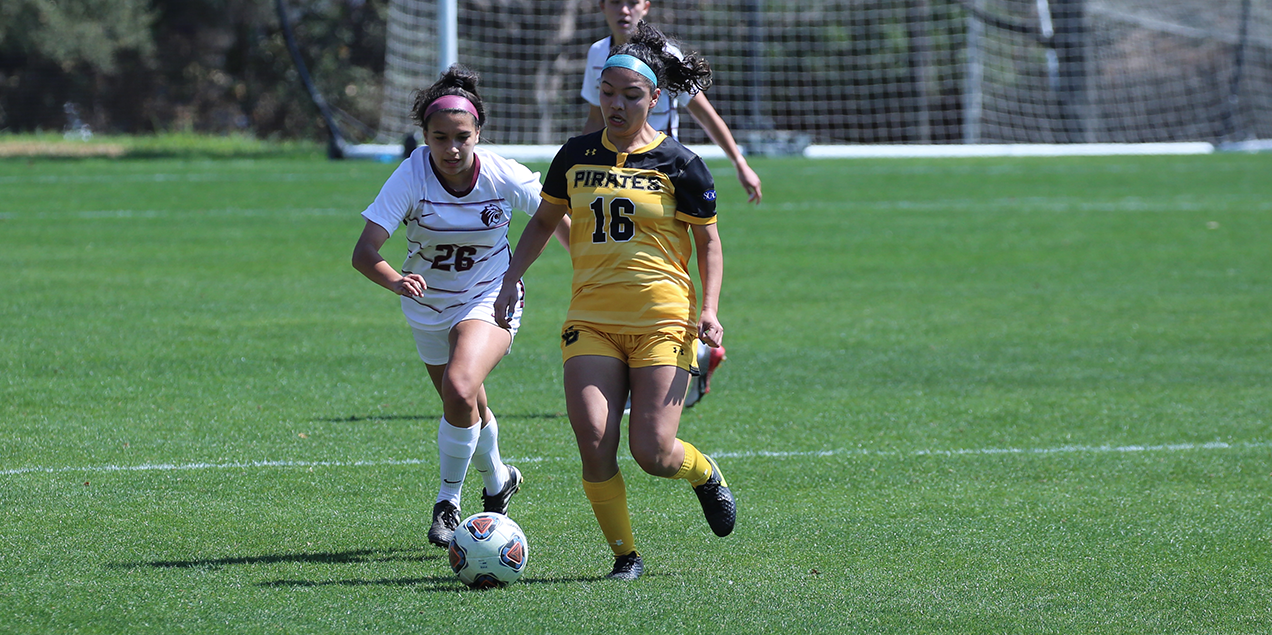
[
  {"left": 7, "top": 195, "right": 1268, "bottom": 223},
  {"left": 804, "top": 142, "right": 1215, "bottom": 159},
  {"left": 3, "top": 440, "right": 1267, "bottom": 478},
  {"left": 451, "top": 142, "right": 1221, "bottom": 162},
  {"left": 715, "top": 440, "right": 1272, "bottom": 460}
]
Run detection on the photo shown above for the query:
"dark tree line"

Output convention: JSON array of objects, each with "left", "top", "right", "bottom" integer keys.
[
  {"left": 0, "top": 0, "right": 387, "bottom": 139},
  {"left": 4, "top": 1, "right": 1258, "bottom": 144}
]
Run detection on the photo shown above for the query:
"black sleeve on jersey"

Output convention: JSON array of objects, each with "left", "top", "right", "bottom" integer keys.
[
  {"left": 673, "top": 155, "right": 717, "bottom": 220},
  {"left": 543, "top": 131, "right": 613, "bottom": 202},
  {"left": 542, "top": 138, "right": 575, "bottom": 202}
]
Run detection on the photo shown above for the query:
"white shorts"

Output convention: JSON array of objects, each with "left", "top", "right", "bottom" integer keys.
[{"left": 409, "top": 283, "right": 523, "bottom": 366}]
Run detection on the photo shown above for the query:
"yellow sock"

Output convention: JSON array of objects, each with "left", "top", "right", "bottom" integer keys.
[
  {"left": 581, "top": 471, "right": 637, "bottom": 557},
  {"left": 673, "top": 439, "right": 713, "bottom": 487}
]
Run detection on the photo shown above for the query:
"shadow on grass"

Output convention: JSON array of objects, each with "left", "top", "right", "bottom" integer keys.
[
  {"left": 108, "top": 548, "right": 439, "bottom": 571},
  {"left": 319, "top": 412, "right": 566, "bottom": 423},
  {"left": 111, "top": 547, "right": 669, "bottom": 591},
  {"left": 318, "top": 414, "right": 439, "bottom": 423},
  {"left": 258, "top": 572, "right": 666, "bottom": 590}
]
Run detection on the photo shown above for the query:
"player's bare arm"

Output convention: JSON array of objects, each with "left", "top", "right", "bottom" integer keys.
[
  {"left": 553, "top": 216, "right": 573, "bottom": 252},
  {"left": 691, "top": 221, "right": 724, "bottom": 348},
  {"left": 352, "top": 219, "right": 425, "bottom": 297},
  {"left": 685, "top": 93, "right": 762, "bottom": 204},
  {"left": 494, "top": 199, "right": 570, "bottom": 328}
]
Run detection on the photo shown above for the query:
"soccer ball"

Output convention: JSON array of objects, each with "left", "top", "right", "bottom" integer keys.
[{"left": 447, "top": 512, "right": 528, "bottom": 589}]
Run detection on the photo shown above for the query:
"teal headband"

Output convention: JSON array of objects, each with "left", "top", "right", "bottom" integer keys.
[{"left": 602, "top": 54, "right": 658, "bottom": 87}]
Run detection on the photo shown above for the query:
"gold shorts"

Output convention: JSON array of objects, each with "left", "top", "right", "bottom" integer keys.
[{"left": 560, "top": 323, "right": 700, "bottom": 374}]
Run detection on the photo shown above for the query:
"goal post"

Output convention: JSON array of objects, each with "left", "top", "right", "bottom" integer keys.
[{"left": 377, "top": 0, "right": 1270, "bottom": 153}]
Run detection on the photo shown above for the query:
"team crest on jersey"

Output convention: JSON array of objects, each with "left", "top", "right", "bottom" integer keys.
[
  {"left": 481, "top": 203, "right": 504, "bottom": 227},
  {"left": 703, "top": 190, "right": 717, "bottom": 201}
]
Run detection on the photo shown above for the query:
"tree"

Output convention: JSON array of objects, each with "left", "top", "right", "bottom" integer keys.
[
  {"left": 0, "top": 0, "right": 386, "bottom": 139},
  {"left": 0, "top": 0, "right": 155, "bottom": 131}
]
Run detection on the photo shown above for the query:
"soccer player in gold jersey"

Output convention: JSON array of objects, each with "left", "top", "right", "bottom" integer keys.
[
  {"left": 494, "top": 22, "right": 734, "bottom": 581},
  {"left": 584, "top": 0, "right": 755, "bottom": 409}
]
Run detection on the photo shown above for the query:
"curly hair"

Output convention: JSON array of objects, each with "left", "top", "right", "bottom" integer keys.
[
  {"left": 608, "top": 22, "right": 712, "bottom": 95},
  {"left": 410, "top": 64, "right": 486, "bottom": 129}
]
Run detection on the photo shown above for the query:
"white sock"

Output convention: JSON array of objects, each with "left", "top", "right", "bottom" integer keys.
[
  {"left": 436, "top": 417, "right": 480, "bottom": 506},
  {"left": 471, "top": 416, "right": 508, "bottom": 495}
]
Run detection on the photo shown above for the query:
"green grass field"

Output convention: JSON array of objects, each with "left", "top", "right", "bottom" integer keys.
[{"left": 2, "top": 152, "right": 1270, "bottom": 634}]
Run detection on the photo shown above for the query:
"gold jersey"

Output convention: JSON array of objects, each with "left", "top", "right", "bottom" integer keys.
[{"left": 542, "top": 130, "right": 717, "bottom": 334}]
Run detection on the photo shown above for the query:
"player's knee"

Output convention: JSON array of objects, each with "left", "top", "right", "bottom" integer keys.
[
  {"left": 629, "top": 440, "right": 677, "bottom": 477},
  {"left": 440, "top": 375, "right": 481, "bottom": 409}
]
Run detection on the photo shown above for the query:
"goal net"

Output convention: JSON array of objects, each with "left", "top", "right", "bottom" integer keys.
[{"left": 379, "top": 0, "right": 1271, "bottom": 147}]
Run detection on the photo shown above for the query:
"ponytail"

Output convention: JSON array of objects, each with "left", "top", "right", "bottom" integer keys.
[{"left": 610, "top": 22, "right": 712, "bottom": 95}]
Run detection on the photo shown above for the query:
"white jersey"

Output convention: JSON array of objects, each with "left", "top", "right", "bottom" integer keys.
[
  {"left": 581, "top": 36, "right": 696, "bottom": 137},
  {"left": 361, "top": 146, "right": 542, "bottom": 330}
]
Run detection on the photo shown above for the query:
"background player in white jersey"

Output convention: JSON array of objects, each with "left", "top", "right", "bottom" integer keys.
[
  {"left": 583, "top": 2, "right": 745, "bottom": 408},
  {"left": 352, "top": 66, "right": 570, "bottom": 548},
  {"left": 582, "top": 0, "right": 762, "bottom": 205}
]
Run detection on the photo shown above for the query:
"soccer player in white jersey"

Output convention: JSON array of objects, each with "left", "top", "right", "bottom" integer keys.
[
  {"left": 582, "top": 1, "right": 751, "bottom": 407},
  {"left": 352, "top": 66, "right": 570, "bottom": 548}
]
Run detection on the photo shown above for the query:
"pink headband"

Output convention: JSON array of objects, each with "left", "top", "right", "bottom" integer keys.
[{"left": 423, "top": 94, "right": 480, "bottom": 122}]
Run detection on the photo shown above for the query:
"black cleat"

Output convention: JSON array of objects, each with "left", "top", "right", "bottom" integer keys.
[
  {"left": 693, "top": 455, "right": 736, "bottom": 537},
  {"left": 606, "top": 551, "right": 644, "bottom": 581},
  {"left": 428, "top": 500, "right": 461, "bottom": 548},
  {"left": 482, "top": 465, "right": 523, "bottom": 515}
]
